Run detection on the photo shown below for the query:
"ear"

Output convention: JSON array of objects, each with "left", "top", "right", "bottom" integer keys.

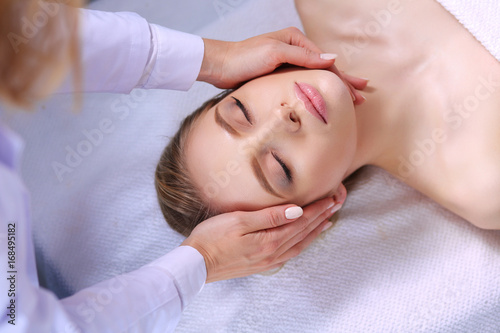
[{"left": 332, "top": 183, "right": 347, "bottom": 205}]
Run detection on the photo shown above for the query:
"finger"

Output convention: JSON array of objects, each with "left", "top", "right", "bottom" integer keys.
[
  {"left": 273, "top": 43, "right": 337, "bottom": 69},
  {"left": 225, "top": 261, "right": 287, "bottom": 279},
  {"left": 346, "top": 81, "right": 366, "bottom": 105},
  {"left": 274, "top": 27, "right": 324, "bottom": 54},
  {"left": 342, "top": 73, "right": 369, "bottom": 90},
  {"left": 281, "top": 29, "right": 340, "bottom": 66},
  {"left": 242, "top": 195, "right": 335, "bottom": 233},
  {"left": 263, "top": 197, "right": 335, "bottom": 249},
  {"left": 326, "top": 64, "right": 357, "bottom": 102},
  {"left": 281, "top": 28, "right": 368, "bottom": 91},
  {"left": 276, "top": 218, "right": 333, "bottom": 263},
  {"left": 353, "top": 91, "right": 366, "bottom": 105},
  {"left": 273, "top": 202, "right": 339, "bottom": 258},
  {"left": 345, "top": 80, "right": 357, "bottom": 103},
  {"left": 277, "top": 46, "right": 365, "bottom": 104},
  {"left": 336, "top": 70, "right": 367, "bottom": 104},
  {"left": 238, "top": 204, "right": 305, "bottom": 234}
]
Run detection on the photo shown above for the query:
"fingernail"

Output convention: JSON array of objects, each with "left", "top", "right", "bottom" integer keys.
[
  {"left": 362, "top": 95, "right": 367, "bottom": 102},
  {"left": 320, "top": 53, "right": 337, "bottom": 60},
  {"left": 285, "top": 206, "right": 303, "bottom": 219},
  {"left": 322, "top": 222, "right": 333, "bottom": 232},
  {"left": 361, "top": 77, "right": 370, "bottom": 82},
  {"left": 327, "top": 201, "right": 335, "bottom": 210},
  {"left": 330, "top": 203, "right": 342, "bottom": 215}
]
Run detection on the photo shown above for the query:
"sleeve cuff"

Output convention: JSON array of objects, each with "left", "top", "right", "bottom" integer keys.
[
  {"left": 74, "top": 9, "right": 152, "bottom": 93},
  {"left": 143, "top": 24, "right": 205, "bottom": 91},
  {"left": 147, "top": 246, "right": 207, "bottom": 309}
]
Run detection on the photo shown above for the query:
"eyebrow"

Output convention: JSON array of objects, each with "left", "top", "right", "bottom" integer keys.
[
  {"left": 251, "top": 156, "right": 284, "bottom": 199},
  {"left": 214, "top": 104, "right": 283, "bottom": 198},
  {"left": 215, "top": 105, "right": 240, "bottom": 137}
]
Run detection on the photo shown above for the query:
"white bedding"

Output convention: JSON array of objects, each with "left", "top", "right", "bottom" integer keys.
[{"left": 3, "top": 0, "right": 500, "bottom": 332}]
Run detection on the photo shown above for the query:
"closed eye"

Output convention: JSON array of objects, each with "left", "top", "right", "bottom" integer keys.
[
  {"left": 272, "top": 152, "right": 293, "bottom": 183},
  {"left": 232, "top": 97, "right": 253, "bottom": 124}
]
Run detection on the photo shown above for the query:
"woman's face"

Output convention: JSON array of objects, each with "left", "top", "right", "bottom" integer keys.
[{"left": 185, "top": 68, "right": 357, "bottom": 212}]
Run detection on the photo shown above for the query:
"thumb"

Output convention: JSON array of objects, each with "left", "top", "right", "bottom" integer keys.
[
  {"left": 277, "top": 44, "right": 337, "bottom": 69},
  {"left": 240, "top": 204, "right": 304, "bottom": 233}
]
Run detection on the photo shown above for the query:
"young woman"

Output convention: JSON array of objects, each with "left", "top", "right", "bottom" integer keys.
[{"left": 155, "top": 0, "right": 500, "bottom": 236}]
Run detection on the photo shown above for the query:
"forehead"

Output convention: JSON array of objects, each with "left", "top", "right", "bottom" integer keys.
[{"left": 184, "top": 100, "right": 286, "bottom": 212}]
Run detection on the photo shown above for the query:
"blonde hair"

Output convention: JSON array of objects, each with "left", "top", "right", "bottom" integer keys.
[{"left": 0, "top": 0, "right": 83, "bottom": 108}]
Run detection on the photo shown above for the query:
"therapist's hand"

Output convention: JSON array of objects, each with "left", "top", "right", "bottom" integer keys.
[
  {"left": 197, "top": 27, "right": 368, "bottom": 103},
  {"left": 182, "top": 197, "right": 338, "bottom": 283},
  {"left": 198, "top": 27, "right": 335, "bottom": 89}
]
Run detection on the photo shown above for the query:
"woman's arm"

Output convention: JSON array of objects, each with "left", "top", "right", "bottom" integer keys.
[
  {"left": 0, "top": 122, "right": 205, "bottom": 332},
  {"left": 56, "top": 8, "right": 204, "bottom": 94},
  {"left": 58, "top": 9, "right": 366, "bottom": 99}
]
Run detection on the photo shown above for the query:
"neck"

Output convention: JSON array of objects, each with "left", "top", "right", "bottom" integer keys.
[
  {"left": 343, "top": 85, "right": 402, "bottom": 179},
  {"left": 342, "top": 67, "right": 446, "bottom": 181}
]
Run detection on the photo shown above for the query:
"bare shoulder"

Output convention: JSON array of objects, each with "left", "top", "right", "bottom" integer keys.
[
  {"left": 470, "top": 73, "right": 500, "bottom": 229},
  {"left": 442, "top": 63, "right": 500, "bottom": 229},
  {"left": 444, "top": 151, "right": 500, "bottom": 230},
  {"left": 467, "top": 166, "right": 500, "bottom": 230},
  {"left": 422, "top": 96, "right": 500, "bottom": 230}
]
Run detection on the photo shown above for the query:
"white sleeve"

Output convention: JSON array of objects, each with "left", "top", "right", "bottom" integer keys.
[
  {"left": 57, "top": 8, "right": 204, "bottom": 94},
  {"left": 60, "top": 246, "right": 207, "bottom": 332},
  {"left": 0, "top": 122, "right": 207, "bottom": 332}
]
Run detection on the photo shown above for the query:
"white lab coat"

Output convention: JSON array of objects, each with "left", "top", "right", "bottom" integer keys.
[{"left": 0, "top": 8, "right": 207, "bottom": 333}]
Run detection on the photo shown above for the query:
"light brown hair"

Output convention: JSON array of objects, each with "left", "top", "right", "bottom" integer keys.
[
  {"left": 0, "top": 0, "right": 82, "bottom": 108},
  {"left": 155, "top": 90, "right": 233, "bottom": 237}
]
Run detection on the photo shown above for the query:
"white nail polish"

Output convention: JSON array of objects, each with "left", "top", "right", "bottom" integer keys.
[
  {"left": 285, "top": 206, "right": 303, "bottom": 219},
  {"left": 330, "top": 203, "right": 342, "bottom": 215},
  {"left": 322, "top": 222, "right": 333, "bottom": 232},
  {"left": 320, "top": 53, "right": 337, "bottom": 60}
]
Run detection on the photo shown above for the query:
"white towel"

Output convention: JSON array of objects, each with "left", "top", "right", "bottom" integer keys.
[
  {"left": 2, "top": 0, "right": 499, "bottom": 332},
  {"left": 436, "top": 0, "right": 500, "bottom": 62}
]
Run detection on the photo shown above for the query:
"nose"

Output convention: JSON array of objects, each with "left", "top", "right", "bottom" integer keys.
[{"left": 275, "top": 103, "right": 301, "bottom": 133}]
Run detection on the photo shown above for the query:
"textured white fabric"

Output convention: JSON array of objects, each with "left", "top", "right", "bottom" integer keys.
[
  {"left": 0, "top": 119, "right": 207, "bottom": 333},
  {"left": 436, "top": 0, "right": 500, "bottom": 62},
  {"left": 3, "top": 0, "right": 500, "bottom": 332}
]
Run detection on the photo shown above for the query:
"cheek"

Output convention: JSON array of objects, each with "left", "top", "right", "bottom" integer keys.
[
  {"left": 309, "top": 138, "right": 343, "bottom": 174},
  {"left": 310, "top": 162, "right": 338, "bottom": 190},
  {"left": 294, "top": 172, "right": 337, "bottom": 206},
  {"left": 296, "top": 147, "right": 340, "bottom": 196},
  {"left": 294, "top": 132, "right": 352, "bottom": 197}
]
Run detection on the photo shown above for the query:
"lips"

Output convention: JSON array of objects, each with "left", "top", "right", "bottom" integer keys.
[{"left": 294, "top": 82, "right": 328, "bottom": 124}]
